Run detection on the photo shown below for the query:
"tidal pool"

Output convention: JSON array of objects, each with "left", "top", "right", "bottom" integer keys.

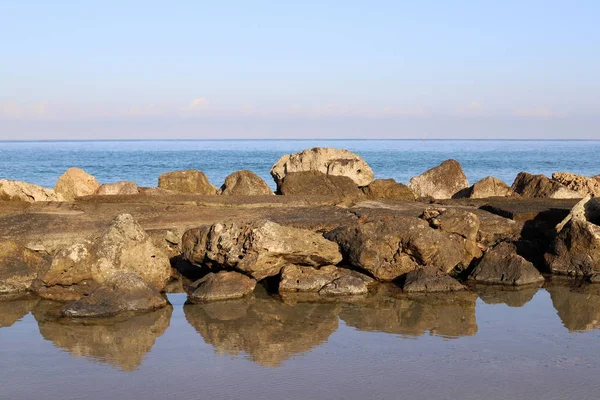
[{"left": 2, "top": 283, "right": 600, "bottom": 400}]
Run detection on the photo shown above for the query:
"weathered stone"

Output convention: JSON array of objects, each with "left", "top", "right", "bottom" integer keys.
[
  {"left": 408, "top": 159, "right": 469, "bottom": 199},
  {"left": 219, "top": 170, "right": 274, "bottom": 196},
  {"left": 551, "top": 172, "right": 600, "bottom": 198},
  {"left": 181, "top": 220, "right": 342, "bottom": 280},
  {"left": 423, "top": 208, "right": 480, "bottom": 241},
  {"left": 95, "top": 181, "right": 139, "bottom": 195},
  {"left": 473, "top": 209, "right": 522, "bottom": 247},
  {"left": 279, "top": 264, "right": 371, "bottom": 296},
  {"left": 278, "top": 170, "right": 363, "bottom": 200},
  {"left": 545, "top": 219, "right": 600, "bottom": 277},
  {"left": 90, "top": 214, "right": 172, "bottom": 290},
  {"left": 468, "top": 176, "right": 514, "bottom": 198},
  {"left": 188, "top": 271, "right": 256, "bottom": 303},
  {"left": 555, "top": 196, "right": 600, "bottom": 232},
  {"left": 61, "top": 271, "right": 168, "bottom": 318},
  {"left": 403, "top": 266, "right": 465, "bottom": 293},
  {"left": 271, "top": 147, "right": 374, "bottom": 187},
  {"left": 511, "top": 172, "right": 579, "bottom": 199},
  {"left": 54, "top": 167, "right": 100, "bottom": 201},
  {"left": 469, "top": 242, "right": 544, "bottom": 285},
  {"left": 361, "top": 179, "right": 416, "bottom": 200},
  {"left": 0, "top": 240, "right": 49, "bottom": 293},
  {"left": 158, "top": 170, "right": 217, "bottom": 194},
  {"left": 325, "top": 216, "right": 467, "bottom": 281},
  {"left": 0, "top": 180, "right": 64, "bottom": 202}
]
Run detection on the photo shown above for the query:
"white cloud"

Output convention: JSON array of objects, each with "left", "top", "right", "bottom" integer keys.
[{"left": 186, "top": 97, "right": 209, "bottom": 111}]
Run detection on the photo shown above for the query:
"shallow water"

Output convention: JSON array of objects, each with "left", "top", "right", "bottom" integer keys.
[
  {"left": 2, "top": 284, "right": 600, "bottom": 400},
  {"left": 1, "top": 140, "right": 599, "bottom": 190}
]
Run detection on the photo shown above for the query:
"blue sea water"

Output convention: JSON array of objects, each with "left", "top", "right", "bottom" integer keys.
[{"left": 0, "top": 140, "right": 599, "bottom": 189}]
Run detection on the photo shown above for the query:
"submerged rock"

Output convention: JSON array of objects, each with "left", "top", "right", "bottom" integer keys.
[
  {"left": 158, "top": 169, "right": 217, "bottom": 194},
  {"left": 402, "top": 266, "right": 465, "bottom": 293},
  {"left": 95, "top": 181, "right": 139, "bottom": 195},
  {"left": 181, "top": 220, "right": 342, "bottom": 281},
  {"left": 408, "top": 159, "right": 469, "bottom": 199},
  {"left": 361, "top": 179, "right": 416, "bottom": 200},
  {"left": 511, "top": 172, "right": 579, "bottom": 199},
  {"left": 0, "top": 180, "right": 64, "bottom": 202},
  {"left": 469, "top": 242, "right": 544, "bottom": 285},
  {"left": 468, "top": 176, "right": 514, "bottom": 198},
  {"left": 0, "top": 240, "right": 49, "bottom": 294},
  {"left": 54, "top": 167, "right": 100, "bottom": 200},
  {"left": 188, "top": 271, "right": 257, "bottom": 303},
  {"left": 61, "top": 271, "right": 168, "bottom": 318},
  {"left": 270, "top": 147, "right": 374, "bottom": 187},
  {"left": 277, "top": 170, "right": 364, "bottom": 200},
  {"left": 219, "top": 170, "right": 274, "bottom": 196}
]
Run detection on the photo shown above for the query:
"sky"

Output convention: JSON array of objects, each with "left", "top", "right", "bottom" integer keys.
[{"left": 1, "top": 0, "right": 599, "bottom": 139}]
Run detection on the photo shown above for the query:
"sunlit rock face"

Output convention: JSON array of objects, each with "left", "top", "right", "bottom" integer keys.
[
  {"left": 338, "top": 284, "right": 478, "bottom": 338},
  {"left": 0, "top": 294, "right": 39, "bottom": 328},
  {"left": 547, "top": 284, "right": 600, "bottom": 332},
  {"left": 32, "top": 300, "right": 172, "bottom": 371},
  {"left": 184, "top": 290, "right": 339, "bottom": 367},
  {"left": 473, "top": 285, "right": 541, "bottom": 308}
]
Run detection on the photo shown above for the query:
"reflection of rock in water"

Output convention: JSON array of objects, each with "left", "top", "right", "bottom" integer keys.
[
  {"left": 33, "top": 300, "right": 172, "bottom": 371},
  {"left": 184, "top": 291, "right": 339, "bottom": 367},
  {"left": 339, "top": 284, "right": 478, "bottom": 338},
  {"left": 0, "top": 294, "right": 39, "bottom": 328},
  {"left": 474, "top": 284, "right": 541, "bottom": 307},
  {"left": 547, "top": 283, "right": 600, "bottom": 332}
]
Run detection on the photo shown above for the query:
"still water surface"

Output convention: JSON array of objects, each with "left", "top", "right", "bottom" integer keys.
[{"left": 2, "top": 284, "right": 600, "bottom": 400}]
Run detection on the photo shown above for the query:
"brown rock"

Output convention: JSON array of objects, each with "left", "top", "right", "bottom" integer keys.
[
  {"left": 469, "top": 242, "right": 544, "bottom": 285},
  {"left": 424, "top": 208, "right": 480, "bottom": 241},
  {"left": 278, "top": 170, "right": 364, "bottom": 200},
  {"left": 0, "top": 180, "right": 64, "bottom": 202},
  {"left": 552, "top": 172, "right": 600, "bottom": 198},
  {"left": 95, "top": 181, "right": 139, "bottom": 195},
  {"left": 61, "top": 271, "right": 168, "bottom": 318},
  {"left": 408, "top": 159, "right": 469, "bottom": 199},
  {"left": 158, "top": 170, "right": 217, "bottom": 194},
  {"left": 219, "top": 170, "right": 273, "bottom": 196},
  {"left": 181, "top": 220, "right": 342, "bottom": 281},
  {"left": 468, "top": 176, "right": 514, "bottom": 198},
  {"left": 271, "top": 147, "right": 374, "bottom": 187},
  {"left": 279, "top": 264, "right": 372, "bottom": 296},
  {"left": 511, "top": 172, "right": 579, "bottom": 199},
  {"left": 361, "top": 179, "right": 416, "bottom": 200},
  {"left": 0, "top": 240, "right": 49, "bottom": 293},
  {"left": 188, "top": 271, "right": 256, "bottom": 302},
  {"left": 403, "top": 266, "right": 465, "bottom": 293},
  {"left": 54, "top": 167, "right": 100, "bottom": 200}
]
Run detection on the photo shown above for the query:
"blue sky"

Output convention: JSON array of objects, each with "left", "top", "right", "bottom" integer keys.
[{"left": 1, "top": 0, "right": 598, "bottom": 139}]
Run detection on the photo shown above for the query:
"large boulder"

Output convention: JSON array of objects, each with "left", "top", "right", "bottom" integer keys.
[
  {"left": 219, "top": 170, "right": 273, "bottom": 196},
  {"left": 188, "top": 271, "right": 257, "bottom": 303},
  {"left": 469, "top": 242, "right": 544, "bottom": 286},
  {"left": 325, "top": 217, "right": 468, "bottom": 281},
  {"left": 158, "top": 169, "right": 217, "bottom": 194},
  {"left": 402, "top": 266, "right": 465, "bottom": 293},
  {"left": 361, "top": 179, "right": 416, "bottom": 200},
  {"left": 277, "top": 170, "right": 364, "bottom": 200},
  {"left": 545, "top": 197, "right": 600, "bottom": 277},
  {"left": 54, "top": 167, "right": 100, "bottom": 200},
  {"left": 0, "top": 180, "right": 64, "bottom": 202},
  {"left": 467, "top": 176, "right": 514, "bottom": 198},
  {"left": 422, "top": 208, "right": 480, "bottom": 241},
  {"left": 181, "top": 220, "right": 343, "bottom": 281},
  {"left": 270, "top": 147, "right": 374, "bottom": 187},
  {"left": 61, "top": 271, "right": 168, "bottom": 318},
  {"left": 0, "top": 240, "right": 49, "bottom": 293},
  {"left": 552, "top": 172, "right": 600, "bottom": 198},
  {"left": 279, "top": 264, "right": 372, "bottom": 296},
  {"left": 408, "top": 159, "right": 469, "bottom": 199},
  {"left": 511, "top": 172, "right": 579, "bottom": 199},
  {"left": 95, "top": 181, "right": 139, "bottom": 195}
]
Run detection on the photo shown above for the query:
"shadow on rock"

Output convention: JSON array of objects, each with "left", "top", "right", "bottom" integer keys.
[
  {"left": 32, "top": 300, "right": 172, "bottom": 371},
  {"left": 547, "top": 282, "right": 600, "bottom": 332},
  {"left": 339, "top": 284, "right": 478, "bottom": 338},
  {"left": 473, "top": 284, "right": 541, "bottom": 307},
  {"left": 183, "top": 289, "right": 339, "bottom": 367},
  {"left": 0, "top": 294, "right": 39, "bottom": 328}
]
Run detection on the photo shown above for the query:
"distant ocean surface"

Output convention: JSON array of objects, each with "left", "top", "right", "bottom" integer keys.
[{"left": 1, "top": 140, "right": 599, "bottom": 190}]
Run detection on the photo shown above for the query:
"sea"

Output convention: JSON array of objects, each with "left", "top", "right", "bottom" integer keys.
[
  {"left": 2, "top": 139, "right": 600, "bottom": 400},
  {"left": 1, "top": 139, "right": 599, "bottom": 189}
]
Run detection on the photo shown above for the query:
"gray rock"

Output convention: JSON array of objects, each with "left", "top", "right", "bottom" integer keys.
[
  {"left": 403, "top": 266, "right": 465, "bottom": 293},
  {"left": 408, "top": 159, "right": 469, "bottom": 199},
  {"left": 470, "top": 242, "right": 544, "bottom": 285},
  {"left": 279, "top": 264, "right": 372, "bottom": 296},
  {"left": 188, "top": 271, "right": 257, "bottom": 302}
]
